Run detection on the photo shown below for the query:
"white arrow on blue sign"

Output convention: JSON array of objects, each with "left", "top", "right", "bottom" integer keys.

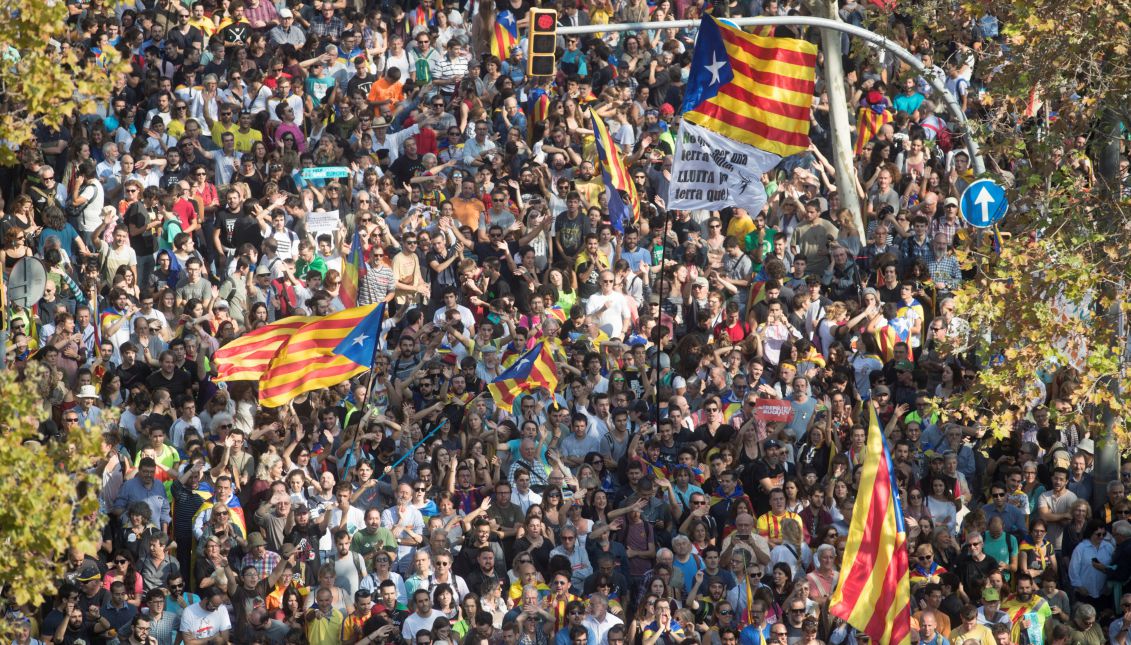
[{"left": 959, "top": 179, "right": 1008, "bottom": 229}]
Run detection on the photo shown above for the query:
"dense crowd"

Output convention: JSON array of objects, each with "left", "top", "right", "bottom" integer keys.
[{"left": 2, "top": 1, "right": 1131, "bottom": 645}]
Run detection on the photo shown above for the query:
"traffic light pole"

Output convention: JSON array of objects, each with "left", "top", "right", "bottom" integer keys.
[{"left": 554, "top": 16, "right": 985, "bottom": 175}]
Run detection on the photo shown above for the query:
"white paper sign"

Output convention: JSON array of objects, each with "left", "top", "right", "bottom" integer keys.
[
  {"left": 668, "top": 120, "right": 782, "bottom": 215},
  {"left": 306, "top": 210, "right": 341, "bottom": 239}
]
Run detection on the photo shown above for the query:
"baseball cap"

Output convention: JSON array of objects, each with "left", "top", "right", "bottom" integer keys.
[
  {"left": 981, "top": 588, "right": 1000, "bottom": 602},
  {"left": 278, "top": 7, "right": 293, "bottom": 17},
  {"left": 943, "top": 197, "right": 959, "bottom": 207},
  {"left": 764, "top": 439, "right": 783, "bottom": 450},
  {"left": 894, "top": 359, "right": 915, "bottom": 372},
  {"left": 660, "top": 103, "right": 675, "bottom": 116},
  {"left": 872, "top": 385, "right": 891, "bottom": 396}
]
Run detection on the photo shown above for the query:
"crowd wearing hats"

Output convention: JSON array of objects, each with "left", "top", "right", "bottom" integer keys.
[{"left": 4, "top": 0, "right": 1131, "bottom": 644}]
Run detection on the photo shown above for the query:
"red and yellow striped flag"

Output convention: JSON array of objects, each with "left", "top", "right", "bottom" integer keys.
[
  {"left": 487, "top": 342, "right": 559, "bottom": 413},
  {"left": 491, "top": 10, "right": 519, "bottom": 60},
  {"left": 214, "top": 316, "right": 315, "bottom": 382},
  {"left": 681, "top": 16, "right": 817, "bottom": 158},
  {"left": 588, "top": 109, "right": 640, "bottom": 233},
  {"left": 829, "top": 406, "right": 912, "bottom": 645},
  {"left": 258, "top": 305, "right": 377, "bottom": 407},
  {"left": 855, "top": 106, "right": 894, "bottom": 156}
]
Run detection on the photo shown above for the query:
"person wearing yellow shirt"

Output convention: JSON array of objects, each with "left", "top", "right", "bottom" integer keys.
[
  {"left": 573, "top": 160, "right": 605, "bottom": 207},
  {"left": 726, "top": 207, "right": 757, "bottom": 240},
  {"left": 230, "top": 110, "right": 263, "bottom": 153},
  {"left": 756, "top": 489, "right": 805, "bottom": 546},
  {"left": 306, "top": 587, "right": 347, "bottom": 645},
  {"left": 574, "top": 234, "right": 610, "bottom": 271},
  {"left": 210, "top": 105, "right": 239, "bottom": 147},
  {"left": 949, "top": 605, "right": 995, "bottom": 645}
]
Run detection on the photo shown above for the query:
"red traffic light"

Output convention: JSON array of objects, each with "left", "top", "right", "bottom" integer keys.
[{"left": 536, "top": 13, "right": 555, "bottom": 30}]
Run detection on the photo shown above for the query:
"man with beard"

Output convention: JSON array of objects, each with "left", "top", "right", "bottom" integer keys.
[{"left": 999, "top": 574, "right": 1050, "bottom": 644}]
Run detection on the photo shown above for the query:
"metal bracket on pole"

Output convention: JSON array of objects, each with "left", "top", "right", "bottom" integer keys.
[{"left": 557, "top": 16, "right": 985, "bottom": 175}]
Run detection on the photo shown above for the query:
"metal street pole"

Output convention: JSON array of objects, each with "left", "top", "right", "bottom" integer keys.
[
  {"left": 813, "top": 0, "right": 865, "bottom": 236},
  {"left": 557, "top": 16, "right": 986, "bottom": 175}
]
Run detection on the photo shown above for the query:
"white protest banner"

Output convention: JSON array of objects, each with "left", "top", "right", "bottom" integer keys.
[
  {"left": 667, "top": 120, "right": 782, "bottom": 215},
  {"left": 305, "top": 210, "right": 340, "bottom": 239}
]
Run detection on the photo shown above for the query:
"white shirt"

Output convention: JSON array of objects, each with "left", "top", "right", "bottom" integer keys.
[
  {"left": 584, "top": 613, "right": 624, "bottom": 645},
  {"left": 178, "top": 602, "right": 231, "bottom": 640},
  {"left": 585, "top": 291, "right": 630, "bottom": 339},
  {"left": 401, "top": 610, "right": 442, "bottom": 641}
]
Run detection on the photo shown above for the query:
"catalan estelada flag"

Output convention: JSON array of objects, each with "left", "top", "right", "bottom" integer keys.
[
  {"left": 487, "top": 342, "right": 559, "bottom": 412},
  {"left": 670, "top": 17, "right": 816, "bottom": 215},
  {"left": 491, "top": 10, "right": 519, "bottom": 60},
  {"left": 829, "top": 406, "right": 912, "bottom": 645},
  {"left": 680, "top": 16, "right": 817, "bottom": 158},
  {"left": 258, "top": 305, "right": 378, "bottom": 407},
  {"left": 214, "top": 316, "right": 315, "bottom": 382},
  {"left": 855, "top": 103, "right": 894, "bottom": 156},
  {"left": 588, "top": 109, "right": 640, "bottom": 233},
  {"left": 340, "top": 227, "right": 365, "bottom": 309}
]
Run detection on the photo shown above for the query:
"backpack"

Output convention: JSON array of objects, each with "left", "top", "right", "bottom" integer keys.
[{"left": 922, "top": 117, "right": 953, "bottom": 153}]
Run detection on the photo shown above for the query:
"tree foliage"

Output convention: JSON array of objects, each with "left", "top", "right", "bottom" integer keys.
[
  {"left": 0, "top": 366, "right": 105, "bottom": 630},
  {"left": 0, "top": 0, "right": 127, "bottom": 166},
  {"left": 858, "top": 1, "right": 1131, "bottom": 447}
]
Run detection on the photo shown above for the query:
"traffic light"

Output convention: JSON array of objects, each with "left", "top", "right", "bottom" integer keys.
[{"left": 527, "top": 9, "right": 558, "bottom": 77}]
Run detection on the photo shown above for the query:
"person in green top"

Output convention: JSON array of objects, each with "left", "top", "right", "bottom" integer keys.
[
  {"left": 296, "top": 239, "right": 328, "bottom": 279},
  {"left": 352, "top": 507, "right": 398, "bottom": 567}
]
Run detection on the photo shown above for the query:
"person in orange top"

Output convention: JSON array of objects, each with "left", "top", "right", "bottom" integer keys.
[
  {"left": 756, "top": 488, "right": 806, "bottom": 546},
  {"left": 367, "top": 68, "right": 405, "bottom": 112},
  {"left": 448, "top": 176, "right": 486, "bottom": 231}
]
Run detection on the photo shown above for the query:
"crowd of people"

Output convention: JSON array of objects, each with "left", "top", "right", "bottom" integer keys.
[{"left": 2, "top": 0, "right": 1131, "bottom": 645}]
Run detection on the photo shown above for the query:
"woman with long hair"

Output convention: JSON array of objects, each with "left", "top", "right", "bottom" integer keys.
[
  {"left": 102, "top": 550, "right": 143, "bottom": 606},
  {"left": 769, "top": 519, "right": 811, "bottom": 581},
  {"left": 767, "top": 562, "right": 795, "bottom": 616},
  {"left": 924, "top": 475, "right": 958, "bottom": 536}
]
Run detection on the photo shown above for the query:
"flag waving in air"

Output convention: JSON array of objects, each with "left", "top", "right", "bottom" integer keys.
[
  {"left": 669, "top": 16, "right": 817, "bottom": 215},
  {"left": 829, "top": 406, "right": 913, "bottom": 645},
  {"left": 487, "top": 342, "right": 560, "bottom": 412},
  {"left": 214, "top": 316, "right": 315, "bottom": 382},
  {"left": 339, "top": 227, "right": 366, "bottom": 309},
  {"left": 258, "top": 305, "right": 378, "bottom": 407},
  {"left": 588, "top": 109, "right": 640, "bottom": 233},
  {"left": 491, "top": 10, "right": 519, "bottom": 60}
]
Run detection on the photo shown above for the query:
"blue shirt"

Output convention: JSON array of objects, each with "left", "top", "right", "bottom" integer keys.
[
  {"left": 114, "top": 476, "right": 172, "bottom": 528},
  {"left": 555, "top": 624, "right": 597, "bottom": 645},
  {"left": 739, "top": 624, "right": 770, "bottom": 645}
]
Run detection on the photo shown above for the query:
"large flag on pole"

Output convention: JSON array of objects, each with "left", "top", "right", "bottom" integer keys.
[
  {"left": 258, "top": 305, "right": 378, "bottom": 407},
  {"left": 588, "top": 109, "right": 640, "bottom": 233},
  {"left": 214, "top": 316, "right": 316, "bottom": 382},
  {"left": 669, "top": 16, "right": 817, "bottom": 215},
  {"left": 829, "top": 406, "right": 913, "bottom": 645}
]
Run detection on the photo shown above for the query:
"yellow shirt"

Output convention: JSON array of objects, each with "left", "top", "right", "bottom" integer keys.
[
  {"left": 231, "top": 127, "right": 263, "bottom": 153},
  {"left": 211, "top": 121, "right": 239, "bottom": 147},
  {"left": 756, "top": 510, "right": 804, "bottom": 542},
  {"left": 950, "top": 623, "right": 994, "bottom": 645},
  {"left": 727, "top": 214, "right": 756, "bottom": 240},
  {"left": 306, "top": 609, "right": 346, "bottom": 645}
]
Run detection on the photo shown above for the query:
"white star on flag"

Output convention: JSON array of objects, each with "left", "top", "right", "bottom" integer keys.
[
  {"left": 352, "top": 334, "right": 368, "bottom": 346},
  {"left": 705, "top": 52, "right": 726, "bottom": 86}
]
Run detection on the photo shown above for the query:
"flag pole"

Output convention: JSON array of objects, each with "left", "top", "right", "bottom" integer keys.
[
  {"left": 378, "top": 417, "right": 450, "bottom": 481},
  {"left": 375, "top": 390, "right": 488, "bottom": 481},
  {"left": 653, "top": 212, "right": 670, "bottom": 429}
]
